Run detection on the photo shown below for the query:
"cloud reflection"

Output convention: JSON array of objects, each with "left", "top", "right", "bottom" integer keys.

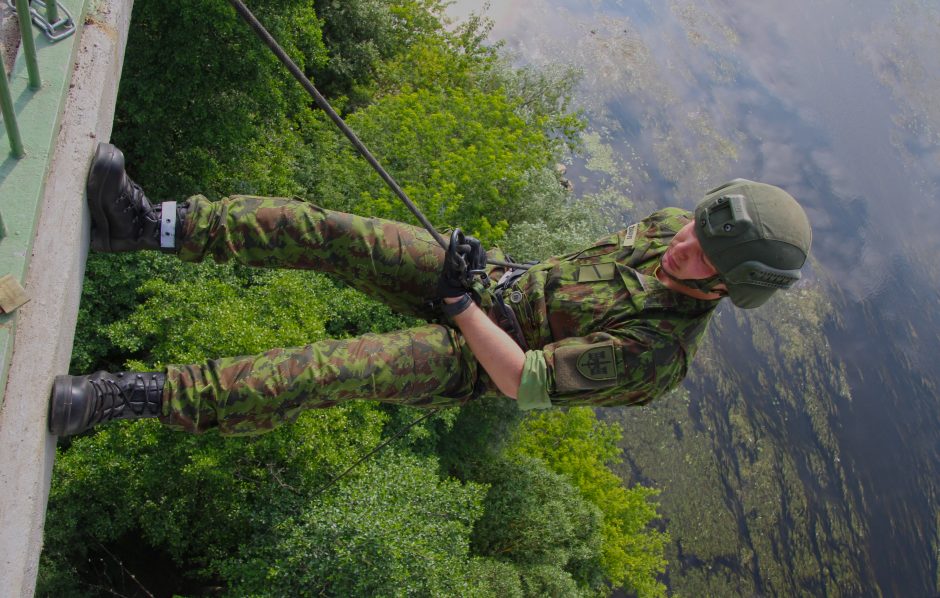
[{"left": 449, "top": 0, "right": 940, "bottom": 300}]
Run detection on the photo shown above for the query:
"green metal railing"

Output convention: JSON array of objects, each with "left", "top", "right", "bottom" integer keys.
[{"left": 0, "top": 0, "right": 75, "bottom": 158}]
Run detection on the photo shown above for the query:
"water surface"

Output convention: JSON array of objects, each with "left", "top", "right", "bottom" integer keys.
[{"left": 450, "top": 1, "right": 940, "bottom": 595}]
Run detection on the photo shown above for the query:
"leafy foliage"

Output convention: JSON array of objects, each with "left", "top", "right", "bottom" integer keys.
[
  {"left": 314, "top": 86, "right": 553, "bottom": 244},
  {"left": 70, "top": 252, "right": 190, "bottom": 372},
  {"left": 312, "top": 0, "right": 449, "bottom": 106},
  {"left": 114, "top": 0, "right": 328, "bottom": 200},
  {"left": 500, "top": 170, "right": 634, "bottom": 262},
  {"left": 436, "top": 395, "right": 525, "bottom": 477},
  {"left": 300, "top": 10, "right": 583, "bottom": 245},
  {"left": 513, "top": 408, "right": 670, "bottom": 597},
  {"left": 218, "top": 451, "right": 490, "bottom": 596},
  {"left": 470, "top": 455, "right": 605, "bottom": 595},
  {"left": 103, "top": 269, "right": 414, "bottom": 367},
  {"left": 39, "top": 404, "right": 387, "bottom": 596}
]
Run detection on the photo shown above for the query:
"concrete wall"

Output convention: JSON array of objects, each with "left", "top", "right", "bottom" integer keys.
[{"left": 0, "top": 0, "right": 134, "bottom": 595}]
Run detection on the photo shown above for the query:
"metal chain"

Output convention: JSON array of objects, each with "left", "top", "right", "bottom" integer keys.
[{"left": 6, "top": 0, "right": 75, "bottom": 42}]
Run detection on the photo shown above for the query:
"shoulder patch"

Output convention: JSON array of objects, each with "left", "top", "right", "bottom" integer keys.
[
  {"left": 576, "top": 345, "right": 617, "bottom": 381},
  {"left": 622, "top": 223, "right": 639, "bottom": 248},
  {"left": 553, "top": 342, "right": 620, "bottom": 393}
]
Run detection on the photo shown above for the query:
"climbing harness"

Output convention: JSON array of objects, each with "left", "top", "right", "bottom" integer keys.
[
  {"left": 492, "top": 265, "right": 534, "bottom": 350},
  {"left": 224, "top": 0, "right": 528, "bottom": 275}
]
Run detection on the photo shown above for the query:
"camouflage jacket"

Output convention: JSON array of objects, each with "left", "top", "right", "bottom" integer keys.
[{"left": 497, "top": 208, "right": 718, "bottom": 407}]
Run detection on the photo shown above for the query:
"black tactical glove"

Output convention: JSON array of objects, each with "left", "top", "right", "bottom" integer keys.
[{"left": 438, "top": 229, "right": 486, "bottom": 299}]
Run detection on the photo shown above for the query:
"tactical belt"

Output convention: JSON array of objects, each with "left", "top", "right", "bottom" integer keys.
[{"left": 492, "top": 266, "right": 533, "bottom": 351}]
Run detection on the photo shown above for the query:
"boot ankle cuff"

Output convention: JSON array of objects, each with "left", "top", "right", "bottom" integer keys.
[{"left": 160, "top": 201, "right": 178, "bottom": 250}]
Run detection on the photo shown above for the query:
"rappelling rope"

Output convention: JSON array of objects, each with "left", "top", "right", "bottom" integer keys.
[
  {"left": 310, "top": 408, "right": 442, "bottom": 498},
  {"left": 225, "top": 0, "right": 528, "bottom": 271}
]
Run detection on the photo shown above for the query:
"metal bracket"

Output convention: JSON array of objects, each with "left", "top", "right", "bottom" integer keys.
[{"left": 7, "top": 0, "right": 75, "bottom": 43}]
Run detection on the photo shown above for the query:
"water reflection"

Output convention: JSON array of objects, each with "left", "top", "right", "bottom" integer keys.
[{"left": 450, "top": 1, "right": 940, "bottom": 595}]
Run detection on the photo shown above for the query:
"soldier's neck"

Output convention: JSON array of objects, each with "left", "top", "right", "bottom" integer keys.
[{"left": 654, "top": 265, "right": 725, "bottom": 301}]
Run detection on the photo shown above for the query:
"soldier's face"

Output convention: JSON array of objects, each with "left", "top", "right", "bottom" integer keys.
[{"left": 661, "top": 222, "right": 719, "bottom": 280}]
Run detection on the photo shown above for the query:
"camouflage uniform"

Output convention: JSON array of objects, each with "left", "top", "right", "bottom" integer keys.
[{"left": 160, "top": 195, "right": 718, "bottom": 435}]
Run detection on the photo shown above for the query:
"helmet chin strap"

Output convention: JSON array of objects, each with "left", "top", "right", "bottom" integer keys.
[{"left": 659, "top": 261, "right": 726, "bottom": 295}]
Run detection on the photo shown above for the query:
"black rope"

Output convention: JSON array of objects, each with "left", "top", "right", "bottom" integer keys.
[
  {"left": 311, "top": 408, "right": 441, "bottom": 497},
  {"left": 225, "top": 0, "right": 528, "bottom": 271}
]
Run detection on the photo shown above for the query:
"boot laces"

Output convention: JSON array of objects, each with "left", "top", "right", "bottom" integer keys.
[
  {"left": 118, "top": 178, "right": 157, "bottom": 238},
  {"left": 89, "top": 374, "right": 160, "bottom": 424}
]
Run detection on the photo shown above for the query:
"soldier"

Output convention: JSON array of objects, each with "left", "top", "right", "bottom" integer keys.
[{"left": 48, "top": 143, "right": 812, "bottom": 436}]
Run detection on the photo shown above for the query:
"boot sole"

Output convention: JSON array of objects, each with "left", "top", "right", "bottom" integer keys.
[
  {"left": 86, "top": 143, "right": 125, "bottom": 252},
  {"left": 48, "top": 375, "right": 89, "bottom": 436}
]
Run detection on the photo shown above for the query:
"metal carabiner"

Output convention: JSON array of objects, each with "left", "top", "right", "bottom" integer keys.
[{"left": 7, "top": 0, "right": 75, "bottom": 43}]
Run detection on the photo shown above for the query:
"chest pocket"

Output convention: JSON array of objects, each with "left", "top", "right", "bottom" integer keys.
[
  {"left": 564, "top": 232, "right": 622, "bottom": 264},
  {"left": 568, "top": 229, "right": 634, "bottom": 284}
]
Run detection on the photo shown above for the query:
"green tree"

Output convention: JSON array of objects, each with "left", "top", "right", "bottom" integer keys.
[
  {"left": 38, "top": 403, "right": 388, "bottom": 596},
  {"left": 74, "top": 0, "right": 335, "bottom": 374},
  {"left": 70, "top": 252, "right": 189, "bottom": 372},
  {"left": 470, "top": 455, "right": 605, "bottom": 596},
  {"left": 102, "top": 269, "right": 414, "bottom": 367},
  {"left": 306, "top": 85, "right": 558, "bottom": 244},
  {"left": 219, "top": 451, "right": 491, "bottom": 596},
  {"left": 513, "top": 408, "right": 669, "bottom": 597},
  {"left": 500, "top": 169, "right": 634, "bottom": 262},
  {"left": 114, "top": 0, "right": 328, "bottom": 200},
  {"left": 302, "top": 10, "right": 584, "bottom": 246},
  {"left": 312, "top": 0, "right": 449, "bottom": 106},
  {"left": 436, "top": 395, "right": 525, "bottom": 477}
]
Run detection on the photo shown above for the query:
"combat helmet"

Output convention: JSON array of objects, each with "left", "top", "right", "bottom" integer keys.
[{"left": 689, "top": 179, "right": 812, "bottom": 309}]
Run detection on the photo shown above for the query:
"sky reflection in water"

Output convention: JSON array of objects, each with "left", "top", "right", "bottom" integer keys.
[{"left": 453, "top": 0, "right": 940, "bottom": 297}]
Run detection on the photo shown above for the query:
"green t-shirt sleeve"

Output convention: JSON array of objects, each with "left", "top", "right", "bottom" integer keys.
[{"left": 517, "top": 350, "right": 552, "bottom": 410}]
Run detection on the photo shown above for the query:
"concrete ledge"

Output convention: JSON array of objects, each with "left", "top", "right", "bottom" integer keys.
[
  {"left": 0, "top": 0, "right": 134, "bottom": 595},
  {"left": 0, "top": 0, "right": 88, "bottom": 407}
]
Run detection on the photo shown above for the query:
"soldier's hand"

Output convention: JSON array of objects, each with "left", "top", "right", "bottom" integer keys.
[{"left": 438, "top": 229, "right": 486, "bottom": 298}]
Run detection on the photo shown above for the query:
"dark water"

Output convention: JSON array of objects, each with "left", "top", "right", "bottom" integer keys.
[{"left": 451, "top": 1, "right": 940, "bottom": 595}]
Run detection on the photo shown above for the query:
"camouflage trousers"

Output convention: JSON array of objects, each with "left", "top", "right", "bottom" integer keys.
[{"left": 160, "top": 195, "right": 487, "bottom": 435}]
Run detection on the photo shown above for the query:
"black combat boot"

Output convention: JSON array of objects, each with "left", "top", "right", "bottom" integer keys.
[
  {"left": 86, "top": 142, "right": 186, "bottom": 252},
  {"left": 48, "top": 371, "right": 165, "bottom": 436}
]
